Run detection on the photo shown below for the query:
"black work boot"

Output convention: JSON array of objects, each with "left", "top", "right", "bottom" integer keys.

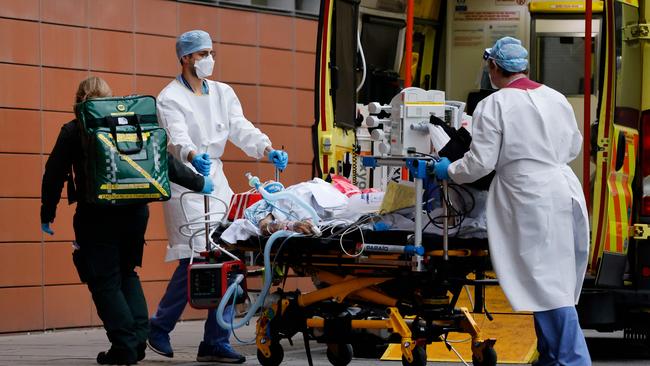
[
  {"left": 137, "top": 343, "right": 146, "bottom": 362},
  {"left": 96, "top": 347, "right": 138, "bottom": 365}
]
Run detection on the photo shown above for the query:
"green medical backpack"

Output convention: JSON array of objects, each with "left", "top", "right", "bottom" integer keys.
[{"left": 74, "top": 95, "right": 171, "bottom": 205}]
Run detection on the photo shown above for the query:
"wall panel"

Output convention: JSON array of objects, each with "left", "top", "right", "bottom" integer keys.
[
  {"left": 259, "top": 48, "right": 294, "bottom": 88},
  {"left": 0, "top": 0, "right": 318, "bottom": 333},
  {"left": 296, "top": 89, "right": 315, "bottom": 126},
  {"left": 44, "top": 284, "right": 92, "bottom": 329},
  {"left": 0, "top": 18, "right": 40, "bottom": 65},
  {"left": 0, "top": 198, "right": 41, "bottom": 242},
  {"left": 259, "top": 13, "right": 293, "bottom": 50},
  {"left": 135, "top": 34, "right": 178, "bottom": 77},
  {"left": 41, "top": 23, "right": 89, "bottom": 70},
  {"left": 89, "top": 29, "right": 135, "bottom": 74},
  {"left": 88, "top": 0, "right": 134, "bottom": 32},
  {"left": 0, "top": 64, "right": 41, "bottom": 110},
  {"left": 258, "top": 86, "right": 295, "bottom": 126},
  {"left": 43, "top": 243, "right": 80, "bottom": 285},
  {"left": 0, "top": 243, "right": 42, "bottom": 287},
  {"left": 218, "top": 44, "right": 259, "bottom": 85},
  {"left": 91, "top": 71, "right": 135, "bottom": 96},
  {"left": 295, "top": 18, "right": 317, "bottom": 53},
  {"left": 295, "top": 52, "right": 316, "bottom": 90},
  {"left": 42, "top": 68, "right": 88, "bottom": 112},
  {"left": 40, "top": 0, "right": 87, "bottom": 27},
  {"left": 0, "top": 109, "right": 41, "bottom": 154},
  {"left": 135, "top": 0, "right": 178, "bottom": 36},
  {"left": 0, "top": 154, "right": 42, "bottom": 197},
  {"left": 0, "top": 287, "right": 44, "bottom": 332},
  {"left": 218, "top": 8, "right": 257, "bottom": 45},
  {"left": 178, "top": 2, "right": 219, "bottom": 37},
  {"left": 135, "top": 75, "right": 172, "bottom": 97},
  {"left": 42, "top": 111, "right": 75, "bottom": 154}
]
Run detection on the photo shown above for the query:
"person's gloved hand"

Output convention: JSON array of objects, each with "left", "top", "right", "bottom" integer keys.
[
  {"left": 41, "top": 223, "right": 54, "bottom": 235},
  {"left": 434, "top": 157, "right": 451, "bottom": 180},
  {"left": 268, "top": 149, "right": 288, "bottom": 170},
  {"left": 201, "top": 176, "right": 214, "bottom": 194},
  {"left": 191, "top": 153, "right": 211, "bottom": 176}
]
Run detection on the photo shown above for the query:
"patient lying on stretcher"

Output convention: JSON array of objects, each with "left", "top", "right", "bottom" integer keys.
[
  {"left": 257, "top": 214, "right": 318, "bottom": 236},
  {"left": 220, "top": 117, "right": 491, "bottom": 243}
]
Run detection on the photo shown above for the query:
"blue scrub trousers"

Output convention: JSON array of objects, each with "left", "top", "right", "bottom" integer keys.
[
  {"left": 533, "top": 306, "right": 591, "bottom": 366},
  {"left": 150, "top": 258, "right": 234, "bottom": 346}
]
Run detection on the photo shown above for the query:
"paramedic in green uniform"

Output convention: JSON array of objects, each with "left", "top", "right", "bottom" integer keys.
[{"left": 40, "top": 76, "right": 214, "bottom": 365}]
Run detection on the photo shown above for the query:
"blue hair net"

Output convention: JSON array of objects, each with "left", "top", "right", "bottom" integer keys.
[
  {"left": 485, "top": 36, "right": 528, "bottom": 73},
  {"left": 175, "top": 30, "right": 212, "bottom": 59}
]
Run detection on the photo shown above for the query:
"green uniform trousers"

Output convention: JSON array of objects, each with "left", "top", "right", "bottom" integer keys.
[{"left": 72, "top": 204, "right": 150, "bottom": 360}]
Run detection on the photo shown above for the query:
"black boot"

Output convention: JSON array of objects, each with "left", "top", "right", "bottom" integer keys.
[
  {"left": 96, "top": 347, "right": 138, "bottom": 365},
  {"left": 137, "top": 343, "right": 146, "bottom": 362}
]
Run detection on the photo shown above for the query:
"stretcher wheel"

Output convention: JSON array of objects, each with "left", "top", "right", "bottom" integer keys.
[
  {"left": 326, "top": 343, "right": 353, "bottom": 366},
  {"left": 472, "top": 347, "right": 497, "bottom": 366},
  {"left": 401, "top": 345, "right": 427, "bottom": 366},
  {"left": 257, "top": 343, "right": 284, "bottom": 366}
]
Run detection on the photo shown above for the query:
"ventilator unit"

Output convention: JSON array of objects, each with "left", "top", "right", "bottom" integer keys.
[
  {"left": 188, "top": 259, "right": 246, "bottom": 309},
  {"left": 366, "top": 87, "right": 445, "bottom": 157}
]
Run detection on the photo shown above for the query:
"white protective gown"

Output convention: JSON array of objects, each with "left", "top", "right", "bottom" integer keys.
[
  {"left": 157, "top": 79, "right": 271, "bottom": 261},
  {"left": 448, "top": 79, "right": 589, "bottom": 312}
]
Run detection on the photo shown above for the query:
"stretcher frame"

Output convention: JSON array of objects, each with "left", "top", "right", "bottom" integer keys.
[{"left": 221, "top": 160, "right": 498, "bottom": 366}]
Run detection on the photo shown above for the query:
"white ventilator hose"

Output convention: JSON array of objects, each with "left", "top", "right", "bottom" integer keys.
[
  {"left": 216, "top": 230, "right": 297, "bottom": 329},
  {"left": 245, "top": 173, "right": 321, "bottom": 227},
  {"left": 356, "top": 23, "right": 367, "bottom": 93},
  {"left": 216, "top": 173, "right": 322, "bottom": 328}
]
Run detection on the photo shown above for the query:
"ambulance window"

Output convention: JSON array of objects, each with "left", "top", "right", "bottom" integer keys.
[
  {"left": 613, "top": 2, "right": 641, "bottom": 128},
  {"left": 531, "top": 17, "right": 601, "bottom": 97},
  {"left": 538, "top": 36, "right": 595, "bottom": 96}
]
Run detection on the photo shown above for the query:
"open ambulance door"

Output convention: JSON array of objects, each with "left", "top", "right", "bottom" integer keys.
[
  {"left": 567, "top": 0, "right": 650, "bottom": 346},
  {"left": 313, "top": 0, "right": 444, "bottom": 185}
]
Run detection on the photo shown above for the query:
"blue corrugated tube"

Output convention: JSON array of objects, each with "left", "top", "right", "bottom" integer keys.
[{"left": 216, "top": 230, "right": 296, "bottom": 330}]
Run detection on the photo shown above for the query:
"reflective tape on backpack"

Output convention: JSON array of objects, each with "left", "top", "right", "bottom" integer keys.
[
  {"left": 98, "top": 193, "right": 163, "bottom": 200},
  {"left": 96, "top": 133, "right": 169, "bottom": 198},
  {"left": 100, "top": 183, "right": 150, "bottom": 190}
]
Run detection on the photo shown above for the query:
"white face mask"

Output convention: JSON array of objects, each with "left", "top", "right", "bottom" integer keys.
[{"left": 194, "top": 54, "right": 214, "bottom": 79}]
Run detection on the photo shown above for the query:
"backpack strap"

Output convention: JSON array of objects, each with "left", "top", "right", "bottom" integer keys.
[{"left": 105, "top": 115, "right": 144, "bottom": 155}]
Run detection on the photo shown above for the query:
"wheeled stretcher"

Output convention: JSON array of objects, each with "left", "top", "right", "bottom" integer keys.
[
  {"left": 192, "top": 156, "right": 498, "bottom": 366},
  {"left": 217, "top": 226, "right": 498, "bottom": 366}
]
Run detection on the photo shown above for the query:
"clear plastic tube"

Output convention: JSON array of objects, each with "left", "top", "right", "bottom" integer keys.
[{"left": 246, "top": 173, "right": 320, "bottom": 225}]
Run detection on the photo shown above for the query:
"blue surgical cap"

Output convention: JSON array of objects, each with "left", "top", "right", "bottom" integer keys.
[
  {"left": 484, "top": 36, "right": 528, "bottom": 73},
  {"left": 176, "top": 30, "right": 213, "bottom": 59}
]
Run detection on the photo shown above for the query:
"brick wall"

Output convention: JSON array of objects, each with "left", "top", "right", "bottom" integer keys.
[{"left": 0, "top": 0, "right": 316, "bottom": 333}]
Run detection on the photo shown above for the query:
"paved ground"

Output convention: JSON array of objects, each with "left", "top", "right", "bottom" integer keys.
[{"left": 1, "top": 319, "right": 649, "bottom": 366}]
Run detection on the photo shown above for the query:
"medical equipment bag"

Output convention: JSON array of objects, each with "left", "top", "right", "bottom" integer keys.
[{"left": 74, "top": 95, "right": 171, "bottom": 205}]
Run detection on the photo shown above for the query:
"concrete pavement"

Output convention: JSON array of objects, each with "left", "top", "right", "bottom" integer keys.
[{"left": 0, "top": 319, "right": 648, "bottom": 366}]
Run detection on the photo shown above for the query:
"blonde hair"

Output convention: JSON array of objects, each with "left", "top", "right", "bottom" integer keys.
[{"left": 74, "top": 76, "right": 112, "bottom": 106}]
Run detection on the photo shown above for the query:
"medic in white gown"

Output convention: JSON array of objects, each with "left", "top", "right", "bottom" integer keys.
[{"left": 434, "top": 37, "right": 591, "bottom": 365}]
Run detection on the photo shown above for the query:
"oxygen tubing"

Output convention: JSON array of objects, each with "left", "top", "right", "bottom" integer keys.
[
  {"left": 216, "top": 230, "right": 297, "bottom": 330},
  {"left": 245, "top": 173, "right": 320, "bottom": 225}
]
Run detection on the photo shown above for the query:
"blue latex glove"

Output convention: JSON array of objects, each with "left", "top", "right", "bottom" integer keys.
[
  {"left": 191, "top": 153, "right": 212, "bottom": 176},
  {"left": 268, "top": 149, "right": 288, "bottom": 171},
  {"left": 201, "top": 176, "right": 214, "bottom": 194},
  {"left": 434, "top": 157, "right": 451, "bottom": 180},
  {"left": 41, "top": 223, "right": 54, "bottom": 235}
]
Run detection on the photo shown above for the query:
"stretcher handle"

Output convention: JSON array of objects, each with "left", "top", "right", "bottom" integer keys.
[
  {"left": 204, "top": 195, "right": 210, "bottom": 252},
  {"left": 274, "top": 145, "right": 284, "bottom": 183},
  {"left": 442, "top": 180, "right": 449, "bottom": 261}
]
